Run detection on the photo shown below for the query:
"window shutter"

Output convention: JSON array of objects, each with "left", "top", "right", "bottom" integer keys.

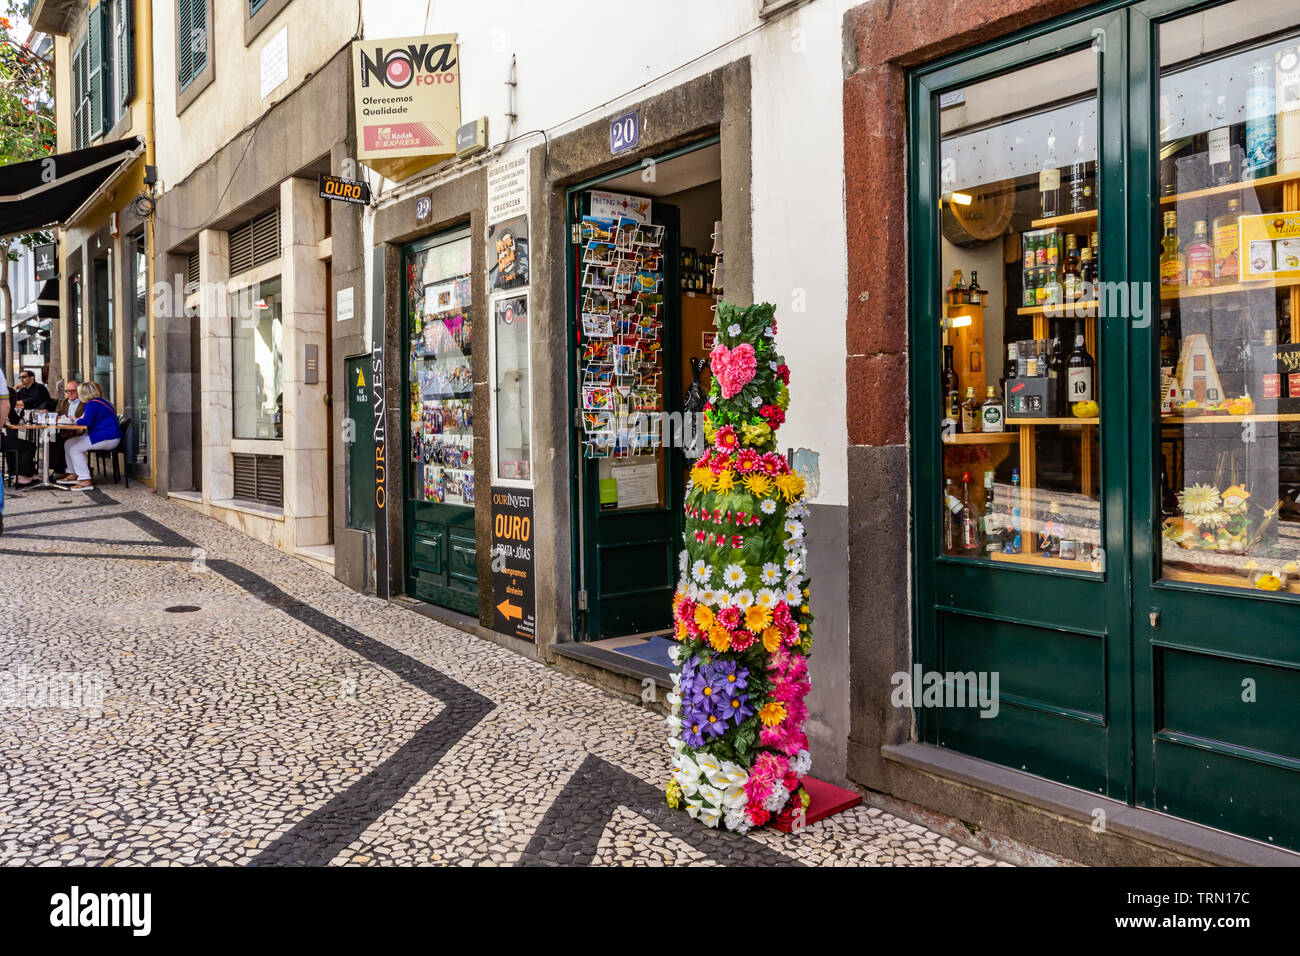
[
  {"left": 86, "top": 10, "right": 104, "bottom": 139},
  {"left": 72, "top": 40, "right": 87, "bottom": 149},
  {"left": 228, "top": 208, "right": 281, "bottom": 278},
  {"left": 117, "top": 0, "right": 135, "bottom": 112},
  {"left": 178, "top": 0, "right": 208, "bottom": 92}
]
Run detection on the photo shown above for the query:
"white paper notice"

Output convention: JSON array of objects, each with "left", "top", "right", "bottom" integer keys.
[
  {"left": 487, "top": 156, "right": 529, "bottom": 223},
  {"left": 260, "top": 28, "right": 289, "bottom": 99},
  {"left": 336, "top": 287, "right": 354, "bottom": 323},
  {"left": 612, "top": 462, "right": 658, "bottom": 509}
]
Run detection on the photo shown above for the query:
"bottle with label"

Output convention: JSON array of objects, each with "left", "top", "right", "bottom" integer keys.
[
  {"left": 983, "top": 469, "right": 1000, "bottom": 556},
  {"left": 1063, "top": 234, "right": 1082, "bottom": 300},
  {"left": 1159, "top": 306, "right": 1178, "bottom": 370},
  {"left": 1049, "top": 336, "right": 1067, "bottom": 415},
  {"left": 1040, "top": 135, "right": 1061, "bottom": 219},
  {"left": 967, "top": 270, "right": 983, "bottom": 306},
  {"left": 981, "top": 385, "right": 1004, "bottom": 432},
  {"left": 1260, "top": 328, "right": 1283, "bottom": 399},
  {"left": 1023, "top": 270, "right": 1039, "bottom": 308},
  {"left": 1023, "top": 233, "right": 1037, "bottom": 271},
  {"left": 1090, "top": 230, "right": 1100, "bottom": 275},
  {"left": 1067, "top": 323, "right": 1095, "bottom": 405},
  {"left": 1067, "top": 135, "right": 1094, "bottom": 214},
  {"left": 1041, "top": 270, "right": 1063, "bottom": 306},
  {"left": 1212, "top": 197, "right": 1242, "bottom": 284},
  {"left": 1159, "top": 210, "right": 1185, "bottom": 287},
  {"left": 1004, "top": 469, "right": 1022, "bottom": 554},
  {"left": 1208, "top": 94, "right": 1243, "bottom": 186},
  {"left": 1245, "top": 58, "right": 1278, "bottom": 179},
  {"left": 1039, "top": 501, "right": 1061, "bottom": 557},
  {"left": 961, "top": 386, "right": 982, "bottom": 433},
  {"left": 1079, "top": 245, "right": 1096, "bottom": 301},
  {"left": 948, "top": 269, "right": 966, "bottom": 304},
  {"left": 941, "top": 344, "right": 960, "bottom": 431},
  {"left": 944, "top": 478, "right": 960, "bottom": 553},
  {"left": 1186, "top": 219, "right": 1213, "bottom": 288},
  {"left": 1002, "top": 343, "right": 1019, "bottom": 414},
  {"left": 960, "top": 472, "right": 980, "bottom": 552}
]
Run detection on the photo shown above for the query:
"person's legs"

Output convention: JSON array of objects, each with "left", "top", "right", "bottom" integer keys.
[
  {"left": 13, "top": 437, "right": 36, "bottom": 479},
  {"left": 65, "top": 434, "right": 92, "bottom": 481},
  {"left": 48, "top": 436, "right": 67, "bottom": 475}
]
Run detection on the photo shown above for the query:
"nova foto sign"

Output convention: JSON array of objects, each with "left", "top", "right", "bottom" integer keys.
[{"left": 353, "top": 34, "right": 461, "bottom": 181}]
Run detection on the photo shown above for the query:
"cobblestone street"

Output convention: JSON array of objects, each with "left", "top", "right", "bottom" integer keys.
[{"left": 0, "top": 486, "right": 1009, "bottom": 867}]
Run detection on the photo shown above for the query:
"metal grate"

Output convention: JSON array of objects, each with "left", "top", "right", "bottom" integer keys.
[
  {"left": 227, "top": 207, "right": 280, "bottom": 277},
  {"left": 186, "top": 250, "right": 200, "bottom": 285},
  {"left": 232, "top": 453, "right": 283, "bottom": 507}
]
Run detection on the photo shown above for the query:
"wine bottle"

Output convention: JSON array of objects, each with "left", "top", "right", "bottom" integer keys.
[
  {"left": 1245, "top": 58, "right": 1278, "bottom": 179},
  {"left": 1067, "top": 322, "right": 1095, "bottom": 405},
  {"left": 941, "top": 344, "right": 960, "bottom": 431},
  {"left": 1040, "top": 135, "right": 1061, "bottom": 219}
]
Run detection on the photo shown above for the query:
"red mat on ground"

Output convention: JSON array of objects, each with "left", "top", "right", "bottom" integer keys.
[{"left": 773, "top": 776, "right": 863, "bottom": 832}]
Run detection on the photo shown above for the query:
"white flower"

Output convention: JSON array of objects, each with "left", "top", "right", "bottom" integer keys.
[
  {"left": 724, "top": 807, "right": 752, "bottom": 833},
  {"left": 785, "top": 573, "right": 804, "bottom": 592},
  {"left": 675, "top": 772, "right": 701, "bottom": 799},
  {"left": 769, "top": 360, "right": 779, "bottom": 371},
  {"left": 678, "top": 550, "right": 689, "bottom": 573},
  {"left": 760, "top": 498, "right": 777, "bottom": 515},
  {"left": 691, "top": 559, "right": 710, "bottom": 585},
  {"left": 763, "top": 783, "right": 790, "bottom": 812},
  {"left": 697, "top": 804, "right": 723, "bottom": 828},
  {"left": 687, "top": 583, "right": 702, "bottom": 602},
  {"left": 784, "top": 518, "right": 804, "bottom": 539},
  {"left": 697, "top": 783, "right": 724, "bottom": 808},
  {"left": 666, "top": 691, "right": 682, "bottom": 710},
  {"left": 760, "top": 562, "right": 782, "bottom": 585},
  {"left": 666, "top": 713, "right": 682, "bottom": 735},
  {"left": 784, "top": 586, "right": 803, "bottom": 604},
  {"left": 756, "top": 588, "right": 779, "bottom": 608},
  {"left": 728, "top": 323, "right": 741, "bottom": 336},
  {"left": 723, "top": 564, "right": 745, "bottom": 589},
  {"left": 715, "top": 762, "right": 748, "bottom": 789},
  {"left": 751, "top": 396, "right": 762, "bottom": 408},
  {"left": 791, "top": 749, "right": 812, "bottom": 776},
  {"left": 695, "top": 753, "right": 722, "bottom": 780},
  {"left": 788, "top": 501, "right": 807, "bottom": 519},
  {"left": 734, "top": 589, "right": 755, "bottom": 609},
  {"left": 722, "top": 781, "right": 748, "bottom": 809},
  {"left": 668, "top": 644, "right": 683, "bottom": 665},
  {"left": 764, "top": 326, "right": 774, "bottom": 338},
  {"left": 699, "top": 588, "right": 718, "bottom": 606},
  {"left": 784, "top": 552, "right": 803, "bottom": 574}
]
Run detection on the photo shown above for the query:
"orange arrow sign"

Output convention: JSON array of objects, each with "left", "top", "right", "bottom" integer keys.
[{"left": 497, "top": 599, "right": 522, "bottom": 622}]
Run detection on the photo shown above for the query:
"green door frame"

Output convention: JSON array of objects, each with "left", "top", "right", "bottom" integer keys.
[
  {"left": 563, "top": 135, "right": 722, "bottom": 641},
  {"left": 400, "top": 225, "right": 478, "bottom": 615},
  {"left": 910, "top": 0, "right": 1300, "bottom": 848}
]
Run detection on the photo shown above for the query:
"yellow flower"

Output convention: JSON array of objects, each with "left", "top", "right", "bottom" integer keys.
[
  {"left": 742, "top": 473, "right": 773, "bottom": 497},
  {"left": 694, "top": 604, "right": 715, "bottom": 631},
  {"left": 1254, "top": 574, "right": 1283, "bottom": 592},
  {"left": 709, "top": 624, "right": 732, "bottom": 652},
  {"left": 759, "top": 701, "right": 787, "bottom": 727},
  {"left": 800, "top": 605, "right": 810, "bottom": 614},
  {"left": 691, "top": 466, "right": 715, "bottom": 491},
  {"left": 799, "top": 623, "right": 808, "bottom": 632},
  {"left": 745, "top": 604, "right": 773, "bottom": 633},
  {"left": 761, "top": 626, "right": 782, "bottom": 653},
  {"left": 675, "top": 620, "right": 689, "bottom": 642},
  {"left": 703, "top": 417, "right": 717, "bottom": 444},
  {"left": 714, "top": 468, "right": 736, "bottom": 493},
  {"left": 741, "top": 421, "right": 771, "bottom": 446},
  {"left": 775, "top": 472, "right": 805, "bottom": 503},
  {"left": 666, "top": 779, "right": 682, "bottom": 810}
]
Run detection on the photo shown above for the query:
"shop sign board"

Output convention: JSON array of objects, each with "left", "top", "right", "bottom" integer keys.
[
  {"left": 490, "top": 486, "right": 536, "bottom": 641},
  {"left": 352, "top": 34, "right": 462, "bottom": 181},
  {"left": 371, "top": 246, "right": 391, "bottom": 598},
  {"left": 319, "top": 174, "right": 372, "bottom": 206},
  {"left": 33, "top": 243, "right": 57, "bottom": 282},
  {"left": 609, "top": 110, "right": 640, "bottom": 155}
]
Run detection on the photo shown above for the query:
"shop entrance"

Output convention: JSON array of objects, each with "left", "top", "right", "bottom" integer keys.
[
  {"left": 911, "top": 0, "right": 1300, "bottom": 850},
  {"left": 568, "top": 141, "right": 724, "bottom": 644},
  {"left": 401, "top": 228, "right": 478, "bottom": 615}
]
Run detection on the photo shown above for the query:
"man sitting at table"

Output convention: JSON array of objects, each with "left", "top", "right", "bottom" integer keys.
[
  {"left": 13, "top": 370, "right": 55, "bottom": 414},
  {"left": 49, "top": 376, "right": 82, "bottom": 479},
  {"left": 2, "top": 375, "right": 39, "bottom": 487}
]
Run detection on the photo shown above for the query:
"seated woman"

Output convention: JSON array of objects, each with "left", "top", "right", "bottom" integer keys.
[{"left": 58, "top": 382, "right": 119, "bottom": 492}]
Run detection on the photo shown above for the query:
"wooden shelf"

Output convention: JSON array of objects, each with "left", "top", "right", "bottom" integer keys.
[
  {"left": 990, "top": 550, "right": 1101, "bottom": 571},
  {"left": 1016, "top": 301, "right": 1098, "bottom": 317},
  {"left": 1161, "top": 413, "right": 1300, "bottom": 425},
  {"left": 1160, "top": 274, "right": 1300, "bottom": 301},
  {"left": 942, "top": 431, "right": 1020, "bottom": 445},
  {"left": 1030, "top": 208, "right": 1098, "bottom": 229},
  {"left": 1164, "top": 566, "right": 1300, "bottom": 594},
  {"left": 1006, "top": 416, "right": 1099, "bottom": 426},
  {"left": 1158, "top": 170, "right": 1300, "bottom": 206}
]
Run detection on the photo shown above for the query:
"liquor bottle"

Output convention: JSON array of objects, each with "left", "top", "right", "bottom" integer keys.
[
  {"left": 941, "top": 345, "right": 960, "bottom": 431},
  {"left": 1022, "top": 233, "right": 1036, "bottom": 271},
  {"left": 1040, "top": 135, "right": 1061, "bottom": 219},
  {"left": 960, "top": 472, "right": 980, "bottom": 552},
  {"left": 983, "top": 470, "right": 1001, "bottom": 557},
  {"left": 948, "top": 269, "right": 966, "bottom": 304},
  {"left": 967, "top": 270, "right": 983, "bottom": 306},
  {"left": 1090, "top": 230, "right": 1100, "bottom": 275},
  {"left": 1186, "top": 220, "right": 1213, "bottom": 288},
  {"left": 944, "top": 478, "right": 960, "bottom": 553},
  {"left": 1004, "top": 469, "right": 1022, "bottom": 554},
  {"left": 1040, "top": 501, "right": 1062, "bottom": 558},
  {"left": 1245, "top": 58, "right": 1278, "bottom": 179},
  {"left": 1023, "top": 270, "right": 1038, "bottom": 308},
  {"left": 1079, "top": 245, "right": 1096, "bottom": 300},
  {"left": 1002, "top": 343, "right": 1019, "bottom": 414},
  {"left": 1067, "top": 322, "right": 1095, "bottom": 405},
  {"left": 1212, "top": 197, "right": 1242, "bottom": 284},
  {"left": 1041, "top": 270, "right": 1063, "bottom": 306},
  {"left": 1159, "top": 210, "right": 1185, "bottom": 287},
  {"left": 1048, "top": 336, "right": 1067, "bottom": 415},
  {"left": 1063, "top": 234, "right": 1082, "bottom": 301},
  {"left": 1158, "top": 306, "right": 1179, "bottom": 370},
  {"left": 1067, "top": 135, "right": 1094, "bottom": 214},
  {"left": 1208, "top": 94, "right": 1243, "bottom": 186},
  {"left": 981, "top": 385, "right": 1004, "bottom": 432},
  {"left": 961, "top": 386, "right": 982, "bottom": 433}
]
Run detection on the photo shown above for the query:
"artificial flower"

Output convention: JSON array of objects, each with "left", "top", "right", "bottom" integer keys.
[
  {"left": 723, "top": 563, "right": 746, "bottom": 589},
  {"left": 760, "top": 498, "right": 778, "bottom": 515},
  {"left": 760, "top": 562, "right": 782, "bottom": 585},
  {"left": 691, "top": 559, "right": 710, "bottom": 585},
  {"left": 734, "top": 589, "right": 755, "bottom": 609},
  {"left": 745, "top": 604, "right": 773, "bottom": 633},
  {"left": 759, "top": 701, "right": 788, "bottom": 727},
  {"left": 743, "top": 473, "right": 773, "bottom": 497}
]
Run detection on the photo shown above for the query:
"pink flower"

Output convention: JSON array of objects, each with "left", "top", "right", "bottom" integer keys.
[
  {"left": 760, "top": 454, "right": 783, "bottom": 475},
  {"left": 746, "top": 806, "right": 770, "bottom": 826},
  {"left": 735, "top": 448, "right": 760, "bottom": 473},
  {"left": 718, "top": 606, "right": 742, "bottom": 630},
  {"left": 730, "top": 629, "right": 755, "bottom": 651},
  {"left": 710, "top": 342, "right": 758, "bottom": 399},
  {"left": 773, "top": 602, "right": 794, "bottom": 631},
  {"left": 713, "top": 425, "right": 739, "bottom": 454},
  {"left": 776, "top": 363, "right": 790, "bottom": 385}
]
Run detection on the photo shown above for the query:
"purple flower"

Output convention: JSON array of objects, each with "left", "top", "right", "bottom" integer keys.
[
  {"left": 681, "top": 720, "right": 706, "bottom": 747},
  {"left": 703, "top": 711, "right": 729, "bottom": 738}
]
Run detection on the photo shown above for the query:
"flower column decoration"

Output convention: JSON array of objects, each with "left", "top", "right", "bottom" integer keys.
[{"left": 666, "top": 302, "right": 814, "bottom": 832}]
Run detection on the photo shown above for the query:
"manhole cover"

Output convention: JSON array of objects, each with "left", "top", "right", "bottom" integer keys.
[{"left": 164, "top": 605, "right": 201, "bottom": 613}]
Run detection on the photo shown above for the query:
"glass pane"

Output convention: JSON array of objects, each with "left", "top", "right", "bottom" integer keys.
[
  {"left": 937, "top": 47, "right": 1102, "bottom": 570},
  {"left": 408, "top": 237, "right": 474, "bottom": 506},
  {"left": 494, "top": 294, "right": 531, "bottom": 480},
  {"left": 1157, "top": 0, "right": 1300, "bottom": 595},
  {"left": 230, "top": 277, "right": 283, "bottom": 440},
  {"left": 131, "top": 236, "right": 149, "bottom": 465}
]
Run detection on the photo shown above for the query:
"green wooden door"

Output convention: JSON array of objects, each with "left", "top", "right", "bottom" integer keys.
[
  {"left": 911, "top": 10, "right": 1134, "bottom": 801},
  {"left": 570, "top": 191, "right": 685, "bottom": 639},
  {"left": 401, "top": 229, "right": 478, "bottom": 615},
  {"left": 1127, "top": 0, "right": 1300, "bottom": 850}
]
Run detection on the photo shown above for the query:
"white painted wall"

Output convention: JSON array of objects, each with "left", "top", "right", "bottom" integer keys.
[{"left": 361, "top": 0, "right": 854, "bottom": 506}]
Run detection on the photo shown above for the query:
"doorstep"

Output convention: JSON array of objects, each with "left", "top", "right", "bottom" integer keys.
[
  {"left": 294, "top": 544, "right": 335, "bottom": 573},
  {"left": 551, "top": 637, "right": 675, "bottom": 689},
  {"left": 882, "top": 741, "right": 1300, "bottom": 867}
]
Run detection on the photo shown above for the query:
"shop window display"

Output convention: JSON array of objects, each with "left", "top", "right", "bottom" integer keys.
[
  {"left": 407, "top": 239, "right": 475, "bottom": 506},
  {"left": 1155, "top": 0, "right": 1300, "bottom": 593},
  {"left": 231, "top": 278, "right": 283, "bottom": 441},
  {"left": 937, "top": 48, "right": 1103, "bottom": 570}
]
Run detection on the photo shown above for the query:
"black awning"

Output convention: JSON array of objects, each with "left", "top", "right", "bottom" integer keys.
[
  {"left": 0, "top": 137, "right": 143, "bottom": 236},
  {"left": 36, "top": 279, "right": 59, "bottom": 320}
]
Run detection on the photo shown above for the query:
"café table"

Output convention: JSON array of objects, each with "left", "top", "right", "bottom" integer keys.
[{"left": 5, "top": 420, "right": 87, "bottom": 489}]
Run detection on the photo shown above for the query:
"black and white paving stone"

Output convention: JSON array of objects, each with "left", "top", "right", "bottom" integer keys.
[{"left": 0, "top": 486, "right": 1009, "bottom": 867}]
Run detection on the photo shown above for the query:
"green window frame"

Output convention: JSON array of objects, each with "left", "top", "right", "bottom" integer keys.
[
  {"left": 85, "top": 2, "right": 110, "bottom": 140},
  {"left": 115, "top": 0, "right": 135, "bottom": 114},
  {"left": 71, "top": 37, "right": 87, "bottom": 150},
  {"left": 250, "top": 0, "right": 267, "bottom": 14},
  {"left": 177, "top": 0, "right": 209, "bottom": 93}
]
